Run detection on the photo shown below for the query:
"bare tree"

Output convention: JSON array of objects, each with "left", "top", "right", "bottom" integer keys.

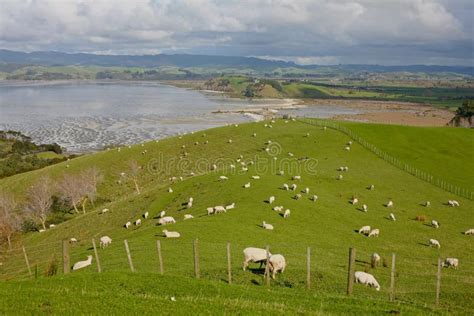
[
  {"left": 0, "top": 190, "right": 21, "bottom": 249},
  {"left": 80, "top": 166, "right": 103, "bottom": 210},
  {"left": 128, "top": 160, "right": 141, "bottom": 194},
  {"left": 24, "top": 176, "right": 53, "bottom": 230},
  {"left": 57, "top": 173, "right": 83, "bottom": 214}
]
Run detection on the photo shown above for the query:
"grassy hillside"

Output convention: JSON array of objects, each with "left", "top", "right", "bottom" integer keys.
[{"left": 0, "top": 120, "right": 473, "bottom": 314}]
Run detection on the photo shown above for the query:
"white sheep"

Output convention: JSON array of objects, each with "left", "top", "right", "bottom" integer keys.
[
  {"left": 386, "top": 201, "right": 394, "bottom": 208},
  {"left": 242, "top": 247, "right": 272, "bottom": 271},
  {"left": 159, "top": 210, "right": 166, "bottom": 218},
  {"left": 187, "top": 201, "right": 193, "bottom": 209},
  {"left": 345, "top": 146, "right": 351, "bottom": 151},
  {"left": 359, "top": 226, "right": 371, "bottom": 235},
  {"left": 268, "top": 196, "right": 275, "bottom": 204},
  {"left": 184, "top": 214, "right": 194, "bottom": 220},
  {"left": 293, "top": 176, "right": 301, "bottom": 181},
  {"left": 262, "top": 221, "right": 274, "bottom": 230},
  {"left": 442, "top": 258, "right": 459, "bottom": 269},
  {"left": 348, "top": 141, "right": 353, "bottom": 145},
  {"left": 291, "top": 184, "right": 297, "bottom": 191},
  {"left": 303, "top": 187, "right": 310, "bottom": 194},
  {"left": 311, "top": 195, "right": 318, "bottom": 202},
  {"left": 49, "top": 224, "right": 56, "bottom": 228},
  {"left": 268, "top": 254, "right": 287, "bottom": 279},
  {"left": 242, "top": 167, "right": 248, "bottom": 172},
  {"left": 99, "top": 236, "right": 112, "bottom": 248},
  {"left": 337, "top": 174, "right": 343, "bottom": 180},
  {"left": 100, "top": 208, "right": 109, "bottom": 214},
  {"left": 243, "top": 182, "right": 251, "bottom": 188},
  {"left": 355, "top": 271, "right": 380, "bottom": 291},
  {"left": 214, "top": 206, "right": 227, "bottom": 214},
  {"left": 228, "top": 139, "right": 233, "bottom": 144},
  {"left": 168, "top": 188, "right": 173, "bottom": 193},
  {"left": 207, "top": 207, "right": 215, "bottom": 216},
  {"left": 273, "top": 206, "right": 283, "bottom": 212},
  {"left": 163, "top": 229, "right": 180, "bottom": 238},
  {"left": 425, "top": 201, "right": 431, "bottom": 207},
  {"left": 362, "top": 204, "right": 368, "bottom": 212},
  {"left": 288, "top": 152, "right": 294, "bottom": 157},
  {"left": 125, "top": 221, "right": 131, "bottom": 229},
  {"left": 158, "top": 216, "right": 176, "bottom": 225},
  {"left": 69, "top": 238, "right": 78, "bottom": 244},
  {"left": 283, "top": 184, "right": 289, "bottom": 190},
  {"left": 39, "top": 229, "right": 45, "bottom": 233},
  {"left": 352, "top": 198, "right": 359, "bottom": 205},
  {"left": 72, "top": 255, "right": 93, "bottom": 271},
  {"left": 219, "top": 176, "right": 229, "bottom": 181},
  {"left": 226, "top": 203, "right": 235, "bottom": 210},
  {"left": 431, "top": 220, "right": 439, "bottom": 229},
  {"left": 278, "top": 170, "right": 285, "bottom": 176},
  {"left": 429, "top": 239, "right": 441, "bottom": 248},
  {"left": 368, "top": 229, "right": 380, "bottom": 237},
  {"left": 464, "top": 228, "right": 474, "bottom": 235},
  {"left": 252, "top": 175, "right": 260, "bottom": 180},
  {"left": 371, "top": 253, "right": 381, "bottom": 267},
  {"left": 135, "top": 219, "right": 141, "bottom": 226},
  {"left": 211, "top": 164, "right": 217, "bottom": 171},
  {"left": 283, "top": 209, "right": 291, "bottom": 218},
  {"left": 389, "top": 213, "right": 396, "bottom": 221},
  {"left": 143, "top": 212, "right": 149, "bottom": 219},
  {"left": 294, "top": 194, "right": 302, "bottom": 200},
  {"left": 448, "top": 200, "right": 460, "bottom": 207},
  {"left": 369, "top": 184, "right": 375, "bottom": 190}
]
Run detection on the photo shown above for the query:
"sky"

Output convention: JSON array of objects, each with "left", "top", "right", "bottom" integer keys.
[{"left": 0, "top": 0, "right": 473, "bottom": 66}]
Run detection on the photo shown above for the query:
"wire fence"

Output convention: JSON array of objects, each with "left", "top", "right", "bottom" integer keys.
[
  {"left": 1, "top": 238, "right": 472, "bottom": 312},
  {"left": 297, "top": 118, "right": 474, "bottom": 201}
]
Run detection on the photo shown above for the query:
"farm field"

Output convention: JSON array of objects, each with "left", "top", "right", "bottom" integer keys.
[{"left": 0, "top": 119, "right": 473, "bottom": 314}]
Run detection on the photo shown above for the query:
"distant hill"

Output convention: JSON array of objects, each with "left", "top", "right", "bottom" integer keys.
[{"left": 0, "top": 50, "right": 473, "bottom": 76}]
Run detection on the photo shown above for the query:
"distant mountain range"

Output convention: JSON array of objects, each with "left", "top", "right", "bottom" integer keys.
[{"left": 0, "top": 49, "right": 472, "bottom": 76}]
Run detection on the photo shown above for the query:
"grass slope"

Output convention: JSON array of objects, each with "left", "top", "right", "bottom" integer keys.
[{"left": 1, "top": 120, "right": 473, "bottom": 314}]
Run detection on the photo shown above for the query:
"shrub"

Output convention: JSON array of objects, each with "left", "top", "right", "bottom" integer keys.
[{"left": 44, "top": 255, "right": 58, "bottom": 277}]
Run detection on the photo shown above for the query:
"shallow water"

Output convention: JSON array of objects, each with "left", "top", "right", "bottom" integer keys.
[{"left": 0, "top": 81, "right": 359, "bottom": 152}]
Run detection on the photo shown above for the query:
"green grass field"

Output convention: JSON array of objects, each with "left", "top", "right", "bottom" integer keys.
[{"left": 0, "top": 119, "right": 473, "bottom": 314}]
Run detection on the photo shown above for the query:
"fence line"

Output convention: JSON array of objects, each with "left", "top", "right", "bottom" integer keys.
[{"left": 297, "top": 118, "right": 474, "bottom": 200}]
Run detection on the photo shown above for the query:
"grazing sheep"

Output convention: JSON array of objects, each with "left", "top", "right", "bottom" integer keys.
[
  {"left": 163, "top": 229, "right": 180, "bottom": 238},
  {"left": 351, "top": 198, "right": 359, "bottom": 205},
  {"left": 243, "top": 182, "right": 251, "bottom": 188},
  {"left": 291, "top": 184, "right": 297, "bottom": 191},
  {"left": 242, "top": 167, "right": 248, "bottom": 172},
  {"left": 168, "top": 188, "right": 173, "bottom": 193},
  {"left": 448, "top": 200, "right": 460, "bottom": 207},
  {"left": 371, "top": 253, "right": 381, "bottom": 267},
  {"left": 431, "top": 220, "right": 439, "bottom": 229},
  {"left": 159, "top": 210, "right": 166, "bottom": 218},
  {"left": 143, "top": 212, "right": 149, "bottom": 219},
  {"left": 337, "top": 175, "right": 343, "bottom": 180},
  {"left": 69, "top": 238, "right": 78, "bottom": 244},
  {"left": 184, "top": 214, "right": 194, "bottom": 220},
  {"left": 386, "top": 201, "right": 394, "bottom": 208},
  {"left": 99, "top": 236, "right": 112, "bottom": 248},
  {"left": 230, "top": 164, "right": 236, "bottom": 169},
  {"left": 338, "top": 166, "right": 345, "bottom": 171},
  {"left": 288, "top": 152, "right": 294, "bottom": 157},
  {"left": 464, "top": 228, "right": 474, "bottom": 235},
  {"left": 344, "top": 166, "right": 349, "bottom": 171},
  {"left": 429, "top": 239, "right": 441, "bottom": 248},
  {"left": 135, "top": 219, "right": 142, "bottom": 226},
  {"left": 294, "top": 194, "right": 302, "bottom": 200},
  {"left": 214, "top": 206, "right": 227, "bottom": 214},
  {"left": 39, "top": 229, "right": 46, "bottom": 233},
  {"left": 49, "top": 224, "right": 56, "bottom": 228},
  {"left": 73, "top": 255, "right": 93, "bottom": 271},
  {"left": 252, "top": 133, "right": 257, "bottom": 137},
  {"left": 207, "top": 207, "right": 215, "bottom": 216},
  {"left": 242, "top": 247, "right": 272, "bottom": 271},
  {"left": 355, "top": 271, "right": 380, "bottom": 291},
  {"left": 368, "top": 229, "right": 380, "bottom": 237},
  {"left": 359, "top": 226, "right": 371, "bottom": 235},
  {"left": 125, "top": 221, "right": 131, "bottom": 229},
  {"left": 219, "top": 176, "right": 229, "bottom": 181},
  {"left": 362, "top": 204, "right": 368, "bottom": 212},
  {"left": 293, "top": 176, "right": 301, "bottom": 181},
  {"left": 369, "top": 184, "right": 375, "bottom": 190},
  {"left": 311, "top": 195, "right": 318, "bottom": 202},
  {"left": 348, "top": 141, "right": 353, "bottom": 145},
  {"left": 442, "top": 258, "right": 459, "bottom": 269},
  {"left": 425, "top": 201, "right": 431, "bottom": 207},
  {"left": 278, "top": 170, "right": 285, "bottom": 176},
  {"left": 389, "top": 213, "right": 396, "bottom": 221},
  {"left": 268, "top": 254, "right": 287, "bottom": 279},
  {"left": 283, "top": 184, "right": 289, "bottom": 190},
  {"left": 252, "top": 175, "right": 260, "bottom": 180},
  {"left": 228, "top": 139, "right": 233, "bottom": 144},
  {"left": 158, "top": 216, "right": 176, "bottom": 225},
  {"left": 283, "top": 209, "right": 291, "bottom": 218},
  {"left": 262, "top": 221, "right": 274, "bottom": 230},
  {"left": 100, "top": 208, "right": 109, "bottom": 214},
  {"left": 187, "top": 201, "right": 193, "bottom": 209},
  {"left": 303, "top": 187, "right": 310, "bottom": 194},
  {"left": 345, "top": 146, "right": 351, "bottom": 151},
  {"left": 226, "top": 203, "right": 235, "bottom": 210},
  {"left": 211, "top": 164, "right": 217, "bottom": 171},
  {"left": 269, "top": 196, "right": 275, "bottom": 204}
]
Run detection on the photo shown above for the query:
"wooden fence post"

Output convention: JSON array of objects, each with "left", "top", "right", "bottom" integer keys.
[
  {"left": 390, "top": 253, "right": 396, "bottom": 302},
  {"left": 193, "top": 239, "right": 200, "bottom": 279},
  {"left": 62, "top": 240, "right": 70, "bottom": 275},
  {"left": 124, "top": 240, "right": 135, "bottom": 272},
  {"left": 35, "top": 264, "right": 38, "bottom": 279},
  {"left": 156, "top": 240, "right": 164, "bottom": 275},
  {"left": 92, "top": 239, "right": 101, "bottom": 273},
  {"left": 264, "top": 245, "right": 270, "bottom": 286},
  {"left": 227, "top": 242, "right": 232, "bottom": 284},
  {"left": 22, "top": 246, "right": 32, "bottom": 277},
  {"left": 306, "top": 247, "right": 311, "bottom": 290},
  {"left": 347, "top": 247, "right": 356, "bottom": 296},
  {"left": 436, "top": 258, "right": 442, "bottom": 306}
]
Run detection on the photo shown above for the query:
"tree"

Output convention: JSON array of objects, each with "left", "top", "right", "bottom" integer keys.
[
  {"left": 24, "top": 176, "right": 53, "bottom": 230},
  {"left": 0, "top": 190, "right": 21, "bottom": 249},
  {"left": 57, "top": 173, "right": 83, "bottom": 214},
  {"left": 128, "top": 160, "right": 141, "bottom": 195},
  {"left": 456, "top": 99, "right": 474, "bottom": 117},
  {"left": 79, "top": 166, "right": 103, "bottom": 212}
]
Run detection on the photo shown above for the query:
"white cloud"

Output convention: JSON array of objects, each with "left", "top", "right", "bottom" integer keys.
[{"left": 0, "top": 0, "right": 471, "bottom": 65}]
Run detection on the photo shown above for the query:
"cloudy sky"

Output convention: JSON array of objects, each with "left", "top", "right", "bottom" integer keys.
[{"left": 0, "top": 0, "right": 472, "bottom": 65}]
